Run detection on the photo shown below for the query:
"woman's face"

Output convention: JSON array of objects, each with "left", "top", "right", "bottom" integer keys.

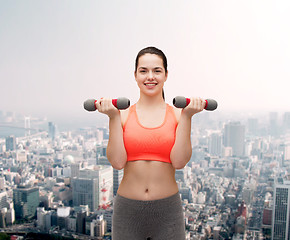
[{"left": 135, "top": 53, "right": 168, "bottom": 97}]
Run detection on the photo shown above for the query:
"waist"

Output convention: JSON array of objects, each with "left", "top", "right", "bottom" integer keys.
[{"left": 117, "top": 160, "right": 178, "bottom": 200}]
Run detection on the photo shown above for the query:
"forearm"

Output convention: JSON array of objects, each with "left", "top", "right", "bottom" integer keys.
[
  {"left": 106, "top": 115, "right": 127, "bottom": 170},
  {"left": 170, "top": 114, "right": 192, "bottom": 169}
]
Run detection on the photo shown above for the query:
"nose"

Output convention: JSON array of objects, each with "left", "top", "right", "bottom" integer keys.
[{"left": 147, "top": 71, "right": 154, "bottom": 80}]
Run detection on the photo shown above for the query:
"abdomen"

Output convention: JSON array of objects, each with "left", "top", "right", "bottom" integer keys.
[{"left": 117, "top": 160, "right": 179, "bottom": 200}]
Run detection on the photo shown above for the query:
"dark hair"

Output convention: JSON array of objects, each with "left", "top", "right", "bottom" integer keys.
[
  {"left": 135, "top": 46, "right": 167, "bottom": 100},
  {"left": 135, "top": 46, "right": 168, "bottom": 73}
]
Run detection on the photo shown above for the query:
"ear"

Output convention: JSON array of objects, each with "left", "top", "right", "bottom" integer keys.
[
  {"left": 165, "top": 70, "right": 168, "bottom": 82},
  {"left": 134, "top": 71, "right": 137, "bottom": 81}
]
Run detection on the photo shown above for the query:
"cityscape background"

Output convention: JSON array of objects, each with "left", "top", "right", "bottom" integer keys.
[
  {"left": 0, "top": 109, "right": 290, "bottom": 239},
  {"left": 1, "top": 0, "right": 290, "bottom": 239}
]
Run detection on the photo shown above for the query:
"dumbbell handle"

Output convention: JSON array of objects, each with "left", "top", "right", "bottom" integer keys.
[
  {"left": 173, "top": 96, "right": 218, "bottom": 111},
  {"left": 83, "top": 97, "right": 130, "bottom": 111}
]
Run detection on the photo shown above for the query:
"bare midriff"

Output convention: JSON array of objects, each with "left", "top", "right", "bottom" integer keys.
[{"left": 117, "top": 160, "right": 179, "bottom": 201}]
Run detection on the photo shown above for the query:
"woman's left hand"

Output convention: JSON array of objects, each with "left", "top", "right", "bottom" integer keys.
[{"left": 182, "top": 97, "right": 206, "bottom": 118}]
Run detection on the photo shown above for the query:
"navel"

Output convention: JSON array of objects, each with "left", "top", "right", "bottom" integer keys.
[{"left": 145, "top": 188, "right": 149, "bottom": 193}]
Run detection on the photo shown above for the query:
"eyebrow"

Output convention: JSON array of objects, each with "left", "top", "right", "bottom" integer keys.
[{"left": 138, "top": 67, "right": 163, "bottom": 70}]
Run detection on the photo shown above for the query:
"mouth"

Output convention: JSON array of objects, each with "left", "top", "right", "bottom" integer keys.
[{"left": 144, "top": 83, "right": 157, "bottom": 86}]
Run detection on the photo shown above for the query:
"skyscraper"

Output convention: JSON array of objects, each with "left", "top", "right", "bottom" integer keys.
[
  {"left": 72, "top": 177, "right": 99, "bottom": 212},
  {"left": 48, "top": 122, "right": 57, "bottom": 140},
  {"left": 72, "top": 166, "right": 113, "bottom": 212},
  {"left": 269, "top": 112, "right": 279, "bottom": 137},
  {"left": 223, "top": 122, "right": 245, "bottom": 157},
  {"left": 247, "top": 118, "right": 258, "bottom": 136},
  {"left": 283, "top": 112, "right": 290, "bottom": 130},
  {"left": 209, "top": 132, "right": 223, "bottom": 156},
  {"left": 13, "top": 186, "right": 39, "bottom": 219},
  {"left": 5, "top": 135, "right": 16, "bottom": 151},
  {"left": 272, "top": 180, "right": 290, "bottom": 239}
]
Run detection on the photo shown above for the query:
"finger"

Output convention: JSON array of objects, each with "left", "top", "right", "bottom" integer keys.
[
  {"left": 105, "top": 98, "right": 113, "bottom": 110},
  {"left": 96, "top": 98, "right": 105, "bottom": 111},
  {"left": 201, "top": 99, "right": 206, "bottom": 110},
  {"left": 197, "top": 97, "right": 203, "bottom": 110},
  {"left": 95, "top": 99, "right": 101, "bottom": 110},
  {"left": 192, "top": 97, "right": 199, "bottom": 109}
]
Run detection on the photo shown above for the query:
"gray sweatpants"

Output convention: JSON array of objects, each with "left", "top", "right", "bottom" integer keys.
[{"left": 112, "top": 192, "right": 185, "bottom": 240}]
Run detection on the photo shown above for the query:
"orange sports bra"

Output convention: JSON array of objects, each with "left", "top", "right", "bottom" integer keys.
[{"left": 123, "top": 104, "right": 178, "bottom": 163}]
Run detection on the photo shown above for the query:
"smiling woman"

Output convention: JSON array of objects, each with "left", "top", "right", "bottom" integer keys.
[{"left": 95, "top": 46, "right": 206, "bottom": 240}]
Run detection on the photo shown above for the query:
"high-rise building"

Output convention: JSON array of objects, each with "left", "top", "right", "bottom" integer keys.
[
  {"left": 272, "top": 180, "right": 290, "bottom": 239},
  {"left": 13, "top": 186, "right": 39, "bottom": 219},
  {"left": 283, "top": 112, "right": 290, "bottom": 130},
  {"left": 72, "top": 177, "right": 99, "bottom": 212},
  {"left": 24, "top": 116, "right": 31, "bottom": 136},
  {"left": 71, "top": 163, "right": 81, "bottom": 178},
  {"left": 37, "top": 207, "right": 52, "bottom": 232},
  {"left": 247, "top": 118, "right": 258, "bottom": 136},
  {"left": 0, "top": 191, "right": 8, "bottom": 210},
  {"left": 5, "top": 135, "right": 16, "bottom": 151},
  {"left": 72, "top": 166, "right": 113, "bottom": 212},
  {"left": 223, "top": 122, "right": 245, "bottom": 157},
  {"left": 209, "top": 133, "right": 223, "bottom": 156},
  {"left": 269, "top": 112, "right": 279, "bottom": 136},
  {"left": 48, "top": 122, "right": 57, "bottom": 140}
]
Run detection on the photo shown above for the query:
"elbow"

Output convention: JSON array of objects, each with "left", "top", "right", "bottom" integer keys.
[
  {"left": 112, "top": 161, "right": 126, "bottom": 170},
  {"left": 106, "top": 148, "right": 127, "bottom": 170},
  {"left": 107, "top": 154, "right": 127, "bottom": 170},
  {"left": 171, "top": 161, "right": 186, "bottom": 170},
  {"left": 171, "top": 156, "right": 187, "bottom": 169},
  {"left": 170, "top": 150, "right": 191, "bottom": 169}
]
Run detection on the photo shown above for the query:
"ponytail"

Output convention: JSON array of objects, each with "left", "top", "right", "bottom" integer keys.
[{"left": 162, "top": 88, "right": 165, "bottom": 100}]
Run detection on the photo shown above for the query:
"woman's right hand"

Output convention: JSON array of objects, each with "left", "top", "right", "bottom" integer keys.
[{"left": 95, "top": 98, "right": 120, "bottom": 119}]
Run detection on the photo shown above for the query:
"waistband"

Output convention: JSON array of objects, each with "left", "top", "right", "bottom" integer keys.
[{"left": 114, "top": 192, "right": 181, "bottom": 208}]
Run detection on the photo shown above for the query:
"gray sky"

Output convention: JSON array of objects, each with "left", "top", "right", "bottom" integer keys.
[{"left": 1, "top": 0, "right": 290, "bottom": 126}]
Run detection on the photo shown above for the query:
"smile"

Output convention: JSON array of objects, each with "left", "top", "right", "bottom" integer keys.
[{"left": 144, "top": 83, "right": 157, "bottom": 86}]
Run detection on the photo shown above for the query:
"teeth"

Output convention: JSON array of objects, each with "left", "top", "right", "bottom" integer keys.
[{"left": 145, "top": 83, "right": 157, "bottom": 86}]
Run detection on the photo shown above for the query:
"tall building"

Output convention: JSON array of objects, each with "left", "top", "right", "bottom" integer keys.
[
  {"left": 72, "top": 177, "right": 99, "bottom": 212},
  {"left": 269, "top": 112, "right": 279, "bottom": 136},
  {"left": 71, "top": 163, "right": 81, "bottom": 178},
  {"left": 272, "top": 180, "right": 290, "bottom": 239},
  {"left": 72, "top": 166, "right": 113, "bottom": 212},
  {"left": 247, "top": 118, "right": 258, "bottom": 136},
  {"left": 223, "top": 122, "right": 245, "bottom": 157},
  {"left": 13, "top": 186, "right": 39, "bottom": 219},
  {"left": 48, "top": 122, "right": 57, "bottom": 140},
  {"left": 283, "top": 112, "right": 290, "bottom": 130},
  {"left": 0, "top": 191, "right": 8, "bottom": 210},
  {"left": 209, "top": 133, "right": 223, "bottom": 156},
  {"left": 24, "top": 116, "right": 31, "bottom": 136},
  {"left": 5, "top": 135, "right": 16, "bottom": 151}
]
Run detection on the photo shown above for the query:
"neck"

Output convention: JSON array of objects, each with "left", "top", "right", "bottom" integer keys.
[{"left": 137, "top": 92, "right": 166, "bottom": 109}]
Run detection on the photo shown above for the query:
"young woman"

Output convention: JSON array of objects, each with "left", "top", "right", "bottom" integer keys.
[{"left": 96, "top": 47, "right": 205, "bottom": 240}]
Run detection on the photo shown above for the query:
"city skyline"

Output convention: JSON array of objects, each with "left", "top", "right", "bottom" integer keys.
[
  {"left": 1, "top": 0, "right": 290, "bottom": 128},
  {"left": 1, "top": 107, "right": 290, "bottom": 238}
]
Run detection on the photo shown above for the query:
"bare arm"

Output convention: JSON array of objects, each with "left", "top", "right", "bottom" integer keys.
[
  {"left": 170, "top": 97, "right": 205, "bottom": 169},
  {"left": 95, "top": 98, "right": 127, "bottom": 170}
]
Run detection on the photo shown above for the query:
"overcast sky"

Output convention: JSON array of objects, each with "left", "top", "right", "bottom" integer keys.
[{"left": 0, "top": 0, "right": 289, "bottom": 128}]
